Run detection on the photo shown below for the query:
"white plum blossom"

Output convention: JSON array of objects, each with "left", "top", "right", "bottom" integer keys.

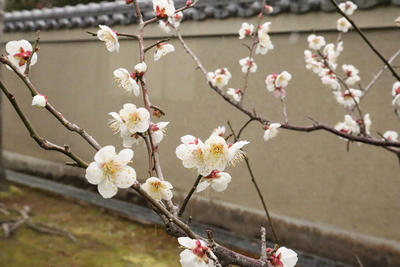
[
  {"left": 307, "top": 34, "right": 326, "bottom": 50},
  {"left": 339, "top": 1, "right": 357, "bottom": 16},
  {"left": 85, "top": 146, "right": 136, "bottom": 198},
  {"left": 392, "top": 81, "right": 400, "bottom": 106},
  {"left": 263, "top": 123, "right": 281, "bottom": 141},
  {"left": 31, "top": 94, "right": 47, "bottom": 108},
  {"left": 154, "top": 42, "right": 175, "bottom": 61},
  {"left": 134, "top": 62, "right": 147, "bottom": 76},
  {"left": 176, "top": 135, "right": 205, "bottom": 170},
  {"left": 239, "top": 57, "right": 257, "bottom": 73},
  {"left": 212, "top": 126, "right": 226, "bottom": 137},
  {"left": 265, "top": 71, "right": 292, "bottom": 98},
  {"left": 168, "top": 11, "right": 183, "bottom": 28},
  {"left": 196, "top": 170, "right": 232, "bottom": 193},
  {"left": 321, "top": 75, "right": 341, "bottom": 90},
  {"left": 342, "top": 64, "right": 360, "bottom": 86},
  {"left": 5, "top": 40, "right": 37, "bottom": 73},
  {"left": 363, "top": 113, "right": 371, "bottom": 135},
  {"left": 201, "top": 135, "right": 249, "bottom": 176},
  {"left": 207, "top": 68, "right": 232, "bottom": 89},
  {"left": 383, "top": 131, "right": 398, "bottom": 141},
  {"left": 141, "top": 177, "right": 173, "bottom": 201},
  {"left": 113, "top": 68, "right": 140, "bottom": 96},
  {"left": 334, "top": 89, "right": 362, "bottom": 108},
  {"left": 178, "top": 237, "right": 216, "bottom": 267},
  {"left": 176, "top": 130, "right": 249, "bottom": 176},
  {"left": 238, "top": 22, "right": 254, "bottom": 39},
  {"left": 304, "top": 50, "right": 324, "bottom": 74},
  {"left": 153, "top": 0, "right": 175, "bottom": 18},
  {"left": 97, "top": 25, "right": 119, "bottom": 53},
  {"left": 158, "top": 20, "right": 171, "bottom": 33},
  {"left": 227, "top": 88, "right": 242, "bottom": 102},
  {"left": 337, "top": 17, "right": 352, "bottom": 32},
  {"left": 268, "top": 246, "right": 298, "bottom": 267},
  {"left": 256, "top": 22, "right": 274, "bottom": 55},
  {"left": 109, "top": 104, "right": 150, "bottom": 147},
  {"left": 335, "top": 115, "right": 360, "bottom": 136},
  {"left": 150, "top": 121, "right": 170, "bottom": 145}
]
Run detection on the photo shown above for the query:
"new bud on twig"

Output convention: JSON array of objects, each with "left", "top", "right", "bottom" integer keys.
[
  {"left": 126, "top": 0, "right": 133, "bottom": 4},
  {"left": 32, "top": 94, "right": 47, "bottom": 108},
  {"left": 264, "top": 5, "right": 274, "bottom": 13},
  {"left": 186, "top": 0, "right": 192, "bottom": 6}
]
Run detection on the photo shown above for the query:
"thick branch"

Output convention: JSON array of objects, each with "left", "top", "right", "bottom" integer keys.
[{"left": 0, "top": 81, "right": 88, "bottom": 168}]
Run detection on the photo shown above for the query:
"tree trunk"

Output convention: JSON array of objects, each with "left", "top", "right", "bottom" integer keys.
[{"left": 0, "top": 0, "right": 9, "bottom": 192}]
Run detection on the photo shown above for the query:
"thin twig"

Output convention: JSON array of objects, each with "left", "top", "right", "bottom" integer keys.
[
  {"left": 361, "top": 49, "right": 400, "bottom": 100},
  {"left": 0, "top": 81, "right": 88, "bottom": 168},
  {"left": 227, "top": 121, "right": 279, "bottom": 244},
  {"left": 329, "top": 0, "right": 400, "bottom": 81},
  {"left": 86, "top": 30, "right": 138, "bottom": 39},
  {"left": 178, "top": 175, "right": 202, "bottom": 217},
  {"left": 174, "top": 33, "right": 400, "bottom": 148},
  {"left": 280, "top": 97, "right": 288, "bottom": 124},
  {"left": 24, "top": 31, "right": 40, "bottom": 76},
  {"left": 144, "top": 39, "right": 170, "bottom": 53}
]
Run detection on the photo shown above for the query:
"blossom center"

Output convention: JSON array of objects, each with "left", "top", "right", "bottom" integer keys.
[
  {"left": 102, "top": 160, "right": 120, "bottom": 178},
  {"left": 210, "top": 144, "right": 224, "bottom": 155},
  {"left": 13, "top": 47, "right": 32, "bottom": 66},
  {"left": 128, "top": 112, "right": 141, "bottom": 124},
  {"left": 192, "top": 240, "right": 209, "bottom": 261}
]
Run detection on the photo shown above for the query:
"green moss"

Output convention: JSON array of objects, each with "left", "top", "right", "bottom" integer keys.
[
  {"left": 0, "top": 185, "right": 180, "bottom": 267},
  {"left": 0, "top": 185, "right": 23, "bottom": 199}
]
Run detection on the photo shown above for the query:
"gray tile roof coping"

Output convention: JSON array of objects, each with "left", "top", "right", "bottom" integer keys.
[{"left": 3, "top": 0, "right": 399, "bottom": 32}]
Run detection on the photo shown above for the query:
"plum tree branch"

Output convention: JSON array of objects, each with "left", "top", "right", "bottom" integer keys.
[
  {"left": 329, "top": 0, "right": 400, "bottom": 81},
  {"left": 178, "top": 174, "right": 202, "bottom": 217},
  {"left": 0, "top": 81, "right": 88, "bottom": 168},
  {"left": 175, "top": 29, "right": 400, "bottom": 148},
  {"left": 0, "top": 56, "right": 101, "bottom": 151}
]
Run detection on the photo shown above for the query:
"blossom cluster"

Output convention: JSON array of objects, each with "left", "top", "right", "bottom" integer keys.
[{"left": 176, "top": 126, "right": 249, "bottom": 192}]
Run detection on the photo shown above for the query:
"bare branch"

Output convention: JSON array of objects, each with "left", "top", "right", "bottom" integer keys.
[
  {"left": 144, "top": 38, "right": 170, "bottom": 53},
  {"left": 329, "top": 0, "right": 400, "bottom": 81},
  {"left": 0, "top": 81, "right": 88, "bottom": 168},
  {"left": 178, "top": 175, "right": 202, "bottom": 217},
  {"left": 0, "top": 56, "right": 101, "bottom": 151}
]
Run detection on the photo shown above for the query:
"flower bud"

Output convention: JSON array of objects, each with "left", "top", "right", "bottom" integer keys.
[{"left": 32, "top": 94, "right": 47, "bottom": 107}]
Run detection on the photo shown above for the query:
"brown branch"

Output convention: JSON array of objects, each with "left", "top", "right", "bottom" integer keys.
[
  {"left": 329, "top": 0, "right": 400, "bottom": 81},
  {"left": 178, "top": 175, "right": 202, "bottom": 217},
  {"left": 175, "top": 31, "right": 400, "bottom": 148},
  {"left": 144, "top": 38, "right": 170, "bottom": 53},
  {"left": 227, "top": 121, "right": 279, "bottom": 244},
  {"left": 86, "top": 30, "right": 138, "bottom": 39},
  {"left": 0, "top": 81, "right": 88, "bottom": 168},
  {"left": 361, "top": 49, "right": 400, "bottom": 100},
  {"left": 132, "top": 0, "right": 176, "bottom": 214},
  {"left": 131, "top": 182, "right": 268, "bottom": 267},
  {"left": 0, "top": 56, "right": 101, "bottom": 151},
  {"left": 240, "top": 0, "right": 266, "bottom": 104}
]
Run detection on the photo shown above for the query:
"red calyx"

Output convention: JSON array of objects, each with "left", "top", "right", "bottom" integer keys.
[{"left": 186, "top": 0, "right": 192, "bottom": 7}]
